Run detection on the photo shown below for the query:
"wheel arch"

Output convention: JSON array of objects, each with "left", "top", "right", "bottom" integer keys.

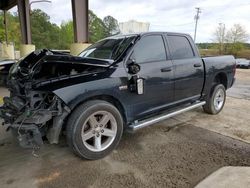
[
  {"left": 70, "top": 94, "right": 128, "bottom": 126},
  {"left": 213, "top": 72, "right": 228, "bottom": 89}
]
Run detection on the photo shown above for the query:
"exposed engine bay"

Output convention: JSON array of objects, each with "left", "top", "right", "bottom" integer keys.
[{"left": 0, "top": 49, "right": 110, "bottom": 149}]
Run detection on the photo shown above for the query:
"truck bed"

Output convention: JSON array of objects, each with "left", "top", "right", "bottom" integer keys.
[{"left": 202, "top": 55, "right": 236, "bottom": 96}]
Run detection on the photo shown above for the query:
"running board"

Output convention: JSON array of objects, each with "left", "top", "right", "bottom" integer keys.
[{"left": 128, "top": 101, "right": 206, "bottom": 132}]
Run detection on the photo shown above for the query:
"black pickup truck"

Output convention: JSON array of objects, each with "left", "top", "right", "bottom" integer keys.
[{"left": 0, "top": 32, "right": 235, "bottom": 159}]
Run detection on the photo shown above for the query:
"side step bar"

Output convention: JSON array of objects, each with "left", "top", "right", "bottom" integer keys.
[{"left": 128, "top": 101, "right": 206, "bottom": 132}]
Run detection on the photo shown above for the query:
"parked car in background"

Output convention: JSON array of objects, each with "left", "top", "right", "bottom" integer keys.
[
  {"left": 0, "top": 60, "right": 16, "bottom": 86},
  {"left": 236, "top": 58, "right": 250, "bottom": 69}
]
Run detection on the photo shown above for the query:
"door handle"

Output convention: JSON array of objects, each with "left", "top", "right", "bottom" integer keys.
[
  {"left": 194, "top": 63, "right": 202, "bottom": 67},
  {"left": 161, "top": 67, "right": 172, "bottom": 72}
]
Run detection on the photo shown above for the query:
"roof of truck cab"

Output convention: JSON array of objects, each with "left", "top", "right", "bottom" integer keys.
[{"left": 107, "top": 32, "right": 191, "bottom": 39}]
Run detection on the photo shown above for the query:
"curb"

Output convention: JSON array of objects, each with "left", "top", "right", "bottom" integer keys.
[{"left": 195, "top": 166, "right": 250, "bottom": 188}]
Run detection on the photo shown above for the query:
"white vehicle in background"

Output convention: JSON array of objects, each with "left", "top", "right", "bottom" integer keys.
[
  {"left": 236, "top": 58, "right": 250, "bottom": 69},
  {"left": 0, "top": 60, "right": 16, "bottom": 86}
]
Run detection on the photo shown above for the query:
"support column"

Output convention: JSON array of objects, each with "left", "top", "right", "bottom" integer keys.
[
  {"left": 17, "top": 0, "right": 35, "bottom": 57},
  {"left": 0, "top": 10, "right": 15, "bottom": 60},
  {"left": 0, "top": 42, "right": 15, "bottom": 60},
  {"left": 3, "top": 10, "right": 8, "bottom": 44},
  {"left": 20, "top": 44, "right": 35, "bottom": 57},
  {"left": 70, "top": 0, "right": 90, "bottom": 55}
]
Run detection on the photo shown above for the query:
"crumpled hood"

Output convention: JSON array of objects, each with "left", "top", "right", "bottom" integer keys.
[
  {"left": 10, "top": 49, "right": 111, "bottom": 74},
  {"left": 7, "top": 49, "right": 115, "bottom": 92}
]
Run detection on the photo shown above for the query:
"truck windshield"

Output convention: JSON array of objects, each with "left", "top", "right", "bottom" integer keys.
[{"left": 79, "top": 36, "right": 136, "bottom": 61}]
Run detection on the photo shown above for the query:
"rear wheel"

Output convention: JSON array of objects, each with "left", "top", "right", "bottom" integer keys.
[
  {"left": 67, "top": 100, "right": 123, "bottom": 160},
  {"left": 203, "top": 84, "right": 226, "bottom": 114}
]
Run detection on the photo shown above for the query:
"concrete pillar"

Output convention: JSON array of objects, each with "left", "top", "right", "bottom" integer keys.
[
  {"left": 17, "top": 0, "right": 32, "bottom": 44},
  {"left": 17, "top": 0, "right": 35, "bottom": 57},
  {"left": 70, "top": 43, "right": 91, "bottom": 56},
  {"left": 20, "top": 44, "right": 35, "bottom": 57},
  {"left": 0, "top": 43, "right": 15, "bottom": 60},
  {"left": 15, "top": 51, "right": 21, "bottom": 60},
  {"left": 71, "top": 0, "right": 88, "bottom": 43},
  {"left": 70, "top": 0, "right": 90, "bottom": 55}
]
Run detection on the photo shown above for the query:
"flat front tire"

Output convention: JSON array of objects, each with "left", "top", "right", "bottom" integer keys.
[
  {"left": 203, "top": 84, "right": 226, "bottom": 114},
  {"left": 66, "top": 100, "right": 123, "bottom": 160}
]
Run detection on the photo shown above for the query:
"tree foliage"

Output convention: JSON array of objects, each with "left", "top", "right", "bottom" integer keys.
[
  {"left": 103, "top": 15, "right": 120, "bottom": 36},
  {"left": 0, "top": 11, "right": 21, "bottom": 48},
  {"left": 213, "top": 23, "right": 249, "bottom": 56},
  {"left": 31, "top": 9, "right": 60, "bottom": 49},
  {"left": 0, "top": 9, "right": 119, "bottom": 50},
  {"left": 58, "top": 21, "right": 74, "bottom": 49},
  {"left": 89, "top": 10, "right": 108, "bottom": 43},
  {"left": 213, "top": 23, "right": 226, "bottom": 54},
  {"left": 225, "top": 24, "right": 248, "bottom": 56},
  {"left": 226, "top": 24, "right": 248, "bottom": 43}
]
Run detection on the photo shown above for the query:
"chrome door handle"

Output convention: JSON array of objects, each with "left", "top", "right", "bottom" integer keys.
[
  {"left": 194, "top": 63, "right": 202, "bottom": 67},
  {"left": 161, "top": 67, "right": 172, "bottom": 72}
]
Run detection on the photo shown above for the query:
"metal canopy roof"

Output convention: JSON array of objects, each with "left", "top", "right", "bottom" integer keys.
[{"left": 0, "top": 0, "right": 17, "bottom": 10}]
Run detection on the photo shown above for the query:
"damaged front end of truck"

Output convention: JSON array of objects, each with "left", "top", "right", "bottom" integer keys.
[{"left": 0, "top": 49, "right": 110, "bottom": 149}]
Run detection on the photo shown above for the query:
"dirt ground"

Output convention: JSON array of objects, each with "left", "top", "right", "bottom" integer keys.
[
  {"left": 0, "top": 69, "right": 250, "bottom": 188},
  {"left": 174, "top": 69, "right": 250, "bottom": 144}
]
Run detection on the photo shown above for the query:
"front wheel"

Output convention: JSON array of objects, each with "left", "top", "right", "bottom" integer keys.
[
  {"left": 203, "top": 84, "right": 226, "bottom": 114},
  {"left": 66, "top": 100, "right": 123, "bottom": 160}
]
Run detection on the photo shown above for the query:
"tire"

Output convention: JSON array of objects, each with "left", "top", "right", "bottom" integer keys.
[
  {"left": 66, "top": 100, "right": 123, "bottom": 160},
  {"left": 203, "top": 84, "right": 226, "bottom": 115}
]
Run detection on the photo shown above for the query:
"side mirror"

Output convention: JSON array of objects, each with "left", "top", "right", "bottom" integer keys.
[{"left": 127, "top": 59, "right": 140, "bottom": 74}]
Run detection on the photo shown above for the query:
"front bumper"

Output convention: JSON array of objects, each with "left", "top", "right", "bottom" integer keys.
[
  {"left": 10, "top": 124, "right": 43, "bottom": 149},
  {"left": 1, "top": 92, "right": 70, "bottom": 149},
  {"left": 1, "top": 109, "right": 53, "bottom": 148}
]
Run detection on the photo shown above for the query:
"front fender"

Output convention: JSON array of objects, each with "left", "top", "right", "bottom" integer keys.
[{"left": 52, "top": 77, "right": 128, "bottom": 110}]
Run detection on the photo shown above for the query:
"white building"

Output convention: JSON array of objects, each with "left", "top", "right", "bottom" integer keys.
[{"left": 119, "top": 20, "right": 150, "bottom": 34}]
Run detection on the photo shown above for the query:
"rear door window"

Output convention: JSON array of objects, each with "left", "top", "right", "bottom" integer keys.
[
  {"left": 132, "top": 35, "right": 166, "bottom": 63},
  {"left": 167, "top": 35, "right": 195, "bottom": 59}
]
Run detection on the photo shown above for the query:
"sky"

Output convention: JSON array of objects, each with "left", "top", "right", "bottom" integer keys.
[{"left": 10, "top": 0, "right": 250, "bottom": 42}]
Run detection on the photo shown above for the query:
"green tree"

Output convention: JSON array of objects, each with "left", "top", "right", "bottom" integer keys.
[
  {"left": 89, "top": 10, "right": 108, "bottom": 43},
  {"left": 225, "top": 24, "right": 249, "bottom": 56},
  {"left": 212, "top": 23, "right": 249, "bottom": 56},
  {"left": 31, "top": 9, "right": 60, "bottom": 49},
  {"left": 0, "top": 11, "right": 21, "bottom": 49},
  {"left": 56, "top": 11, "right": 120, "bottom": 47},
  {"left": 59, "top": 21, "right": 74, "bottom": 49},
  {"left": 0, "top": 9, "right": 120, "bottom": 50},
  {"left": 103, "top": 15, "right": 120, "bottom": 36},
  {"left": 213, "top": 23, "right": 226, "bottom": 54}
]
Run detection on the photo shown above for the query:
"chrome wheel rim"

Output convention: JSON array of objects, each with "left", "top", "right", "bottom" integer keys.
[
  {"left": 81, "top": 111, "right": 117, "bottom": 152},
  {"left": 214, "top": 88, "right": 225, "bottom": 111}
]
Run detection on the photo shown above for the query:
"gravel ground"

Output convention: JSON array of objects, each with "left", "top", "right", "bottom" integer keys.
[
  {"left": 227, "top": 69, "right": 250, "bottom": 100},
  {"left": 1, "top": 123, "right": 250, "bottom": 188},
  {"left": 0, "top": 69, "right": 250, "bottom": 188},
  {"left": 177, "top": 69, "right": 250, "bottom": 143}
]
